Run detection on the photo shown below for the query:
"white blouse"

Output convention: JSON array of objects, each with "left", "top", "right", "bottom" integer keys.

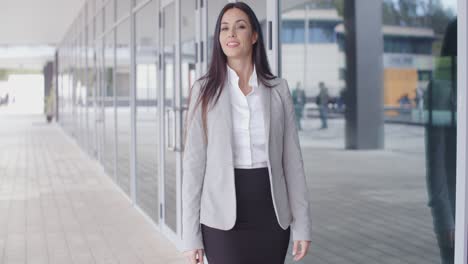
[{"left": 226, "top": 64, "right": 268, "bottom": 169}]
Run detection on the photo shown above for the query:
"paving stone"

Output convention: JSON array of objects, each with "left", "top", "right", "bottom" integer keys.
[{"left": 0, "top": 115, "right": 185, "bottom": 264}]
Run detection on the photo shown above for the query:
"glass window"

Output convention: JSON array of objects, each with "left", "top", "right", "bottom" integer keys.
[
  {"left": 415, "top": 39, "right": 433, "bottom": 54},
  {"left": 207, "top": 0, "right": 229, "bottom": 67},
  {"left": 421, "top": 16, "right": 458, "bottom": 264},
  {"left": 116, "top": 0, "right": 130, "bottom": 20},
  {"left": 282, "top": 25, "right": 294, "bottom": 43},
  {"left": 87, "top": 0, "right": 96, "bottom": 23},
  {"left": 105, "top": 0, "right": 115, "bottom": 31},
  {"left": 162, "top": 0, "right": 177, "bottom": 234},
  {"left": 281, "top": 0, "right": 458, "bottom": 263},
  {"left": 78, "top": 32, "right": 87, "bottom": 148},
  {"left": 86, "top": 22, "right": 97, "bottom": 156},
  {"left": 418, "top": 70, "right": 433, "bottom": 81},
  {"left": 135, "top": 0, "right": 159, "bottom": 223},
  {"left": 96, "top": 9, "right": 103, "bottom": 38},
  {"left": 116, "top": 18, "right": 131, "bottom": 195},
  {"left": 384, "top": 37, "right": 433, "bottom": 55},
  {"left": 337, "top": 33, "right": 345, "bottom": 51},
  {"left": 135, "top": 0, "right": 146, "bottom": 7},
  {"left": 241, "top": 0, "right": 267, "bottom": 45},
  {"left": 293, "top": 24, "right": 305, "bottom": 43},
  {"left": 103, "top": 30, "right": 116, "bottom": 178}
]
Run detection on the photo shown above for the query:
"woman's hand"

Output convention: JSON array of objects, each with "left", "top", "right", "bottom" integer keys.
[
  {"left": 183, "top": 249, "right": 205, "bottom": 264},
  {"left": 292, "top": 240, "right": 311, "bottom": 261}
]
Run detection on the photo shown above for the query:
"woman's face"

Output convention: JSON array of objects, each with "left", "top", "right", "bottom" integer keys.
[{"left": 219, "top": 8, "right": 258, "bottom": 60}]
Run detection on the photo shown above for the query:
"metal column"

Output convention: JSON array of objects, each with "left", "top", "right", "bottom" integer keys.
[{"left": 344, "top": 0, "right": 384, "bottom": 150}]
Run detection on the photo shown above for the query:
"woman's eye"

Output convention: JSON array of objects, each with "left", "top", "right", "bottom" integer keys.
[{"left": 221, "top": 28, "right": 228, "bottom": 31}]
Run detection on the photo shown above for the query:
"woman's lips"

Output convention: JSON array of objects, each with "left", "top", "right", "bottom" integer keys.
[{"left": 227, "top": 42, "right": 239, "bottom": 47}]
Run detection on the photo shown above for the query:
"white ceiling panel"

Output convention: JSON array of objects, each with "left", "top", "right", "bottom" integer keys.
[{"left": 0, "top": 0, "right": 86, "bottom": 45}]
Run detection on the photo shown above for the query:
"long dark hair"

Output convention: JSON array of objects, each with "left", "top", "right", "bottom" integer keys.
[{"left": 186, "top": 2, "right": 277, "bottom": 144}]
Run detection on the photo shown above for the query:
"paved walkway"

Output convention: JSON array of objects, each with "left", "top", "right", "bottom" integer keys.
[
  {"left": 297, "top": 118, "right": 440, "bottom": 264},
  {"left": 0, "top": 115, "right": 443, "bottom": 264},
  {"left": 0, "top": 115, "right": 185, "bottom": 264}
]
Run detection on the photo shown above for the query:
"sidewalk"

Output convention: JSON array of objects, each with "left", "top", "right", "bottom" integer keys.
[
  {"left": 0, "top": 115, "right": 442, "bottom": 264},
  {"left": 0, "top": 115, "right": 185, "bottom": 264}
]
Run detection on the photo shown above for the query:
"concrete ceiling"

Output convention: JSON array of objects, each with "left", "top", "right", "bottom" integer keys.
[
  {"left": 0, "top": 0, "right": 85, "bottom": 46},
  {"left": 0, "top": 0, "right": 85, "bottom": 69}
]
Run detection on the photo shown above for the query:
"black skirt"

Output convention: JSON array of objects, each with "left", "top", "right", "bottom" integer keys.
[{"left": 201, "top": 167, "right": 291, "bottom": 264}]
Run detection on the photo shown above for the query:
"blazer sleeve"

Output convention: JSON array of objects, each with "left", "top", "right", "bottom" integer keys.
[
  {"left": 180, "top": 80, "right": 207, "bottom": 252},
  {"left": 280, "top": 79, "right": 313, "bottom": 242}
]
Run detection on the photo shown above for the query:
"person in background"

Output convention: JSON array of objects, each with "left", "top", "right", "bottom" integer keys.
[
  {"left": 316, "top": 82, "right": 329, "bottom": 129},
  {"left": 398, "top": 93, "right": 412, "bottom": 109},
  {"left": 415, "top": 87, "right": 425, "bottom": 121},
  {"left": 337, "top": 87, "right": 346, "bottom": 112},
  {"left": 292, "top": 82, "right": 306, "bottom": 130}
]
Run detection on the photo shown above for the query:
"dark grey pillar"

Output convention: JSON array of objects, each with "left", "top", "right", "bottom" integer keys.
[
  {"left": 55, "top": 51, "right": 59, "bottom": 121},
  {"left": 344, "top": 0, "right": 384, "bottom": 150},
  {"left": 43, "top": 61, "right": 54, "bottom": 98}
]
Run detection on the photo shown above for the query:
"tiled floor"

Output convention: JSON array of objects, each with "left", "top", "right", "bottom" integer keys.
[
  {"left": 0, "top": 115, "right": 185, "bottom": 264},
  {"left": 0, "top": 114, "right": 444, "bottom": 264}
]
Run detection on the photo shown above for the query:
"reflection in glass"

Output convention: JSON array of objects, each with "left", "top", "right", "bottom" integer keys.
[
  {"left": 88, "top": 0, "right": 96, "bottom": 25},
  {"left": 163, "top": 2, "right": 177, "bottom": 233},
  {"left": 424, "top": 17, "right": 457, "bottom": 264},
  {"left": 135, "top": 0, "right": 160, "bottom": 223},
  {"left": 135, "top": 0, "right": 145, "bottom": 7},
  {"left": 117, "top": 0, "right": 130, "bottom": 20},
  {"left": 116, "top": 18, "right": 131, "bottom": 195},
  {"left": 279, "top": 1, "right": 457, "bottom": 263},
  {"left": 181, "top": 0, "right": 197, "bottom": 131},
  {"left": 96, "top": 9, "right": 103, "bottom": 38},
  {"left": 105, "top": 0, "right": 115, "bottom": 32},
  {"left": 96, "top": 37, "right": 106, "bottom": 166},
  {"left": 281, "top": 5, "right": 344, "bottom": 129},
  {"left": 238, "top": 0, "right": 267, "bottom": 41},
  {"left": 207, "top": 0, "right": 228, "bottom": 67},
  {"left": 72, "top": 46, "right": 79, "bottom": 137},
  {"left": 87, "top": 21, "right": 97, "bottom": 157},
  {"left": 103, "top": 31, "right": 116, "bottom": 179},
  {"left": 78, "top": 32, "right": 88, "bottom": 150}
]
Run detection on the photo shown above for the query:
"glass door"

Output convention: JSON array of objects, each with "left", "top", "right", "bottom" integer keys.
[
  {"left": 159, "top": 0, "right": 198, "bottom": 242},
  {"left": 87, "top": 19, "right": 98, "bottom": 159},
  {"left": 135, "top": 0, "right": 160, "bottom": 224},
  {"left": 96, "top": 36, "right": 106, "bottom": 164},
  {"left": 161, "top": 0, "right": 178, "bottom": 235},
  {"left": 158, "top": 0, "right": 275, "bottom": 249},
  {"left": 181, "top": 0, "right": 198, "bottom": 130}
]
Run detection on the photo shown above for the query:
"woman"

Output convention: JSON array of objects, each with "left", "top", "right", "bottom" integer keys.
[{"left": 181, "top": 2, "right": 312, "bottom": 264}]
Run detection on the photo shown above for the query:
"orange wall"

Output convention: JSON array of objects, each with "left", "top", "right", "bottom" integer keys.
[{"left": 384, "top": 68, "right": 418, "bottom": 107}]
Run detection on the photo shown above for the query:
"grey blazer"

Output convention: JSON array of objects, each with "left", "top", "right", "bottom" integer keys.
[{"left": 180, "top": 76, "right": 312, "bottom": 253}]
